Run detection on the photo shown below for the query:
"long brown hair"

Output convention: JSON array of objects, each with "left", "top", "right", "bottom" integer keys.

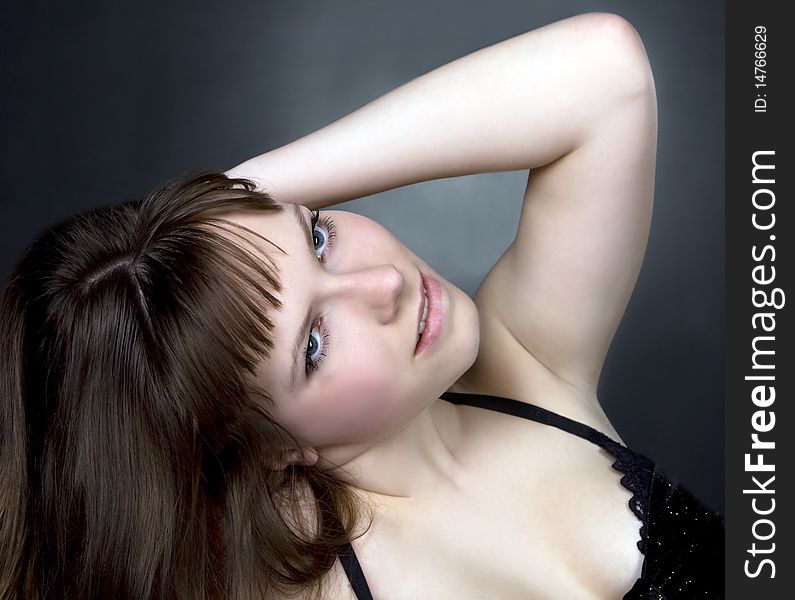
[{"left": 0, "top": 170, "right": 372, "bottom": 599}]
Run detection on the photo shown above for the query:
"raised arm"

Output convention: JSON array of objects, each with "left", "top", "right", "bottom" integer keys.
[
  {"left": 229, "top": 12, "right": 657, "bottom": 401},
  {"left": 225, "top": 12, "right": 653, "bottom": 209}
]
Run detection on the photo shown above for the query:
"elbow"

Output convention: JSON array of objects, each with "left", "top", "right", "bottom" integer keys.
[{"left": 582, "top": 12, "right": 656, "bottom": 101}]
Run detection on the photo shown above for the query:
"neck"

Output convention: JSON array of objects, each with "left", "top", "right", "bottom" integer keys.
[{"left": 320, "top": 398, "right": 472, "bottom": 504}]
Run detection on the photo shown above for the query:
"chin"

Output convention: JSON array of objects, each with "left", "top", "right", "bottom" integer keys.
[
  {"left": 443, "top": 288, "right": 481, "bottom": 391},
  {"left": 458, "top": 286, "right": 481, "bottom": 363}
]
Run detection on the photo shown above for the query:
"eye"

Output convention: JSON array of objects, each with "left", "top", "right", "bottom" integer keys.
[
  {"left": 304, "top": 316, "right": 330, "bottom": 376},
  {"left": 304, "top": 210, "right": 336, "bottom": 377},
  {"left": 310, "top": 210, "right": 336, "bottom": 263}
]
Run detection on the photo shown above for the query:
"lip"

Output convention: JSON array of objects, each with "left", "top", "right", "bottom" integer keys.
[{"left": 414, "top": 270, "right": 443, "bottom": 357}]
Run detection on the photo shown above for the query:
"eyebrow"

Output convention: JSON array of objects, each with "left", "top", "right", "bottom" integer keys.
[{"left": 288, "top": 203, "right": 315, "bottom": 393}]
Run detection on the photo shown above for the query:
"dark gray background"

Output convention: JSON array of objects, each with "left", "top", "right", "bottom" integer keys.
[{"left": 1, "top": 0, "right": 724, "bottom": 513}]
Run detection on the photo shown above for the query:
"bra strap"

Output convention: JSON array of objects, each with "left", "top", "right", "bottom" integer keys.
[
  {"left": 337, "top": 541, "right": 374, "bottom": 600},
  {"left": 326, "top": 507, "right": 374, "bottom": 600},
  {"left": 440, "top": 391, "right": 626, "bottom": 455}
]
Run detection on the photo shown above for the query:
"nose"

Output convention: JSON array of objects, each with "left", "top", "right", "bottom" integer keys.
[{"left": 321, "top": 264, "right": 404, "bottom": 322}]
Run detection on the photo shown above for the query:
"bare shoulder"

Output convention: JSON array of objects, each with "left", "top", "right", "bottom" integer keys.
[
  {"left": 323, "top": 559, "right": 359, "bottom": 600},
  {"left": 450, "top": 307, "right": 626, "bottom": 445}
]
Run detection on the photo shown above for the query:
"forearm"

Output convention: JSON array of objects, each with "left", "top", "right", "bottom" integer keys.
[{"left": 226, "top": 12, "right": 652, "bottom": 208}]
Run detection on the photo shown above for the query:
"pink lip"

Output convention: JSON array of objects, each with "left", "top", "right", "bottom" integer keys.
[{"left": 414, "top": 270, "right": 443, "bottom": 357}]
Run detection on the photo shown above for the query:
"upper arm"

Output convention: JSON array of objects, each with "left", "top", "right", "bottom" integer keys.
[{"left": 470, "top": 15, "right": 658, "bottom": 398}]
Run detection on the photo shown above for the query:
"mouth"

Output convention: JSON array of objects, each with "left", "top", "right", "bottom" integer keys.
[{"left": 414, "top": 270, "right": 442, "bottom": 357}]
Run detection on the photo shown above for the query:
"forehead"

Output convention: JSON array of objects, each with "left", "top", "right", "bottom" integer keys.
[{"left": 222, "top": 203, "right": 307, "bottom": 256}]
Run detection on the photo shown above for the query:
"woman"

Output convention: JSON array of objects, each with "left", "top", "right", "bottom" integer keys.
[{"left": 1, "top": 11, "right": 722, "bottom": 600}]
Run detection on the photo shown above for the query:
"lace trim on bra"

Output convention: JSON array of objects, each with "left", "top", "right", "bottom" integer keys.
[{"left": 596, "top": 435, "right": 655, "bottom": 556}]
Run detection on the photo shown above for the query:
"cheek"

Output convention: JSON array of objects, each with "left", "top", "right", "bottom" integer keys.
[
  {"left": 299, "top": 340, "right": 409, "bottom": 445},
  {"left": 331, "top": 212, "right": 404, "bottom": 260}
]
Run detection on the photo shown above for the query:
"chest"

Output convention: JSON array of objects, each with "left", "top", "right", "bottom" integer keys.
[{"left": 346, "top": 412, "right": 646, "bottom": 599}]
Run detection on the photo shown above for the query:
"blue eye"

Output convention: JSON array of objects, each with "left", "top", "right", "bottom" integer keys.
[
  {"left": 304, "top": 316, "right": 330, "bottom": 376},
  {"left": 310, "top": 210, "right": 336, "bottom": 262},
  {"left": 304, "top": 210, "right": 336, "bottom": 376}
]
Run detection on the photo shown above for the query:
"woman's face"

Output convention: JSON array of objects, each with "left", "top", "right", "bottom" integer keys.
[{"left": 224, "top": 203, "right": 480, "bottom": 465}]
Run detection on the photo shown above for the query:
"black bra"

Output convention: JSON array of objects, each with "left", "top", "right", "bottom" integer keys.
[{"left": 334, "top": 391, "right": 724, "bottom": 599}]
